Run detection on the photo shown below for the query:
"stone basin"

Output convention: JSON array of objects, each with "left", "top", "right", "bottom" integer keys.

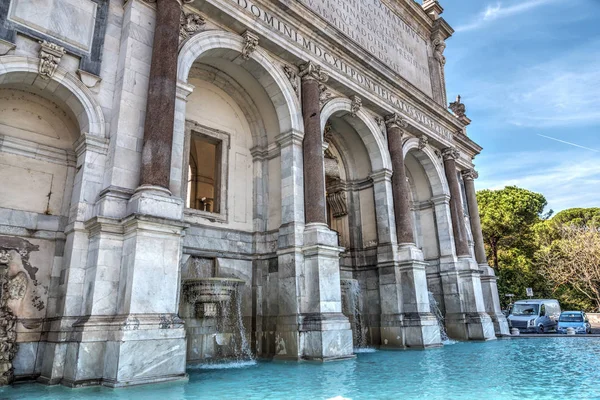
[{"left": 182, "top": 277, "right": 245, "bottom": 304}]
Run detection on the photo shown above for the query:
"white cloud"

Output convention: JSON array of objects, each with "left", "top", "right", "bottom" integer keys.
[
  {"left": 455, "top": 0, "right": 556, "bottom": 32},
  {"left": 475, "top": 150, "right": 600, "bottom": 211}
]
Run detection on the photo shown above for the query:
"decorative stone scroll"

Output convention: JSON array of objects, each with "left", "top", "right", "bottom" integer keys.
[
  {"left": 179, "top": 10, "right": 205, "bottom": 42},
  {"left": 241, "top": 31, "right": 259, "bottom": 60},
  {"left": 326, "top": 190, "right": 348, "bottom": 218},
  {"left": 38, "top": 40, "right": 66, "bottom": 80},
  {"left": 350, "top": 95, "right": 362, "bottom": 118}
]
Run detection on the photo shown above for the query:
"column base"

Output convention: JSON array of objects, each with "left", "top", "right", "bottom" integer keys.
[
  {"left": 446, "top": 312, "right": 496, "bottom": 341},
  {"left": 299, "top": 313, "right": 354, "bottom": 361},
  {"left": 127, "top": 184, "right": 183, "bottom": 220},
  {"left": 380, "top": 313, "right": 442, "bottom": 349},
  {"left": 479, "top": 265, "right": 510, "bottom": 336}
]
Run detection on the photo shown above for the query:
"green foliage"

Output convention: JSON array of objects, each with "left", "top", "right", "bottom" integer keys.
[
  {"left": 496, "top": 248, "right": 551, "bottom": 308},
  {"left": 477, "top": 186, "right": 550, "bottom": 269},
  {"left": 476, "top": 186, "right": 600, "bottom": 312}
]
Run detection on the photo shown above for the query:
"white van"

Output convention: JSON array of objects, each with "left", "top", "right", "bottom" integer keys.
[{"left": 507, "top": 299, "right": 561, "bottom": 333}]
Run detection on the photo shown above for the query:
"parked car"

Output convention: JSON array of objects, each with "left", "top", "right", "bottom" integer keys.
[
  {"left": 507, "top": 299, "right": 561, "bottom": 333},
  {"left": 557, "top": 311, "right": 592, "bottom": 334}
]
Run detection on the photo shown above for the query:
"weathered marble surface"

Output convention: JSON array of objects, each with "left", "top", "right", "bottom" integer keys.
[{"left": 8, "top": 0, "right": 97, "bottom": 51}]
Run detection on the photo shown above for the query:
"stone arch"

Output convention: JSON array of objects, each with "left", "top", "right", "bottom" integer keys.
[
  {"left": 403, "top": 137, "right": 449, "bottom": 197},
  {"left": 188, "top": 64, "right": 267, "bottom": 148},
  {"left": 320, "top": 98, "right": 391, "bottom": 172},
  {"left": 0, "top": 56, "right": 106, "bottom": 139},
  {"left": 177, "top": 30, "right": 302, "bottom": 136}
]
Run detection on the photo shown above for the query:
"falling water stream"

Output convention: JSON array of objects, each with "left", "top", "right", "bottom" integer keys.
[
  {"left": 342, "top": 279, "right": 374, "bottom": 352},
  {"left": 428, "top": 291, "right": 453, "bottom": 343}
]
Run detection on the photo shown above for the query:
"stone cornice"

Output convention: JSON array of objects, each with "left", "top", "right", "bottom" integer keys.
[{"left": 192, "top": 0, "right": 469, "bottom": 144}]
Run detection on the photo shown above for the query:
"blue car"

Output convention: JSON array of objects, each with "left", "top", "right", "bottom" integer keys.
[{"left": 556, "top": 311, "right": 592, "bottom": 334}]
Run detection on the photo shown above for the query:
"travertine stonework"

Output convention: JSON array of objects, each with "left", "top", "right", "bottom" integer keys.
[{"left": 0, "top": 0, "right": 507, "bottom": 388}]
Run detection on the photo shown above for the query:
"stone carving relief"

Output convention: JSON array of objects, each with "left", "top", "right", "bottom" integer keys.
[
  {"left": 282, "top": 64, "right": 299, "bottom": 96},
  {"left": 418, "top": 135, "right": 429, "bottom": 150},
  {"left": 38, "top": 40, "right": 66, "bottom": 80},
  {"left": 442, "top": 147, "right": 460, "bottom": 161},
  {"left": 384, "top": 113, "right": 409, "bottom": 131},
  {"left": 0, "top": 237, "right": 39, "bottom": 385},
  {"left": 323, "top": 121, "right": 333, "bottom": 143},
  {"left": 180, "top": 10, "right": 205, "bottom": 42},
  {"left": 327, "top": 191, "right": 348, "bottom": 218},
  {"left": 374, "top": 116, "right": 386, "bottom": 138},
  {"left": 298, "top": 61, "right": 331, "bottom": 107},
  {"left": 461, "top": 169, "right": 479, "bottom": 181},
  {"left": 319, "top": 84, "right": 333, "bottom": 108},
  {"left": 449, "top": 95, "right": 466, "bottom": 118},
  {"left": 241, "top": 31, "right": 259, "bottom": 60},
  {"left": 350, "top": 95, "right": 362, "bottom": 117}
]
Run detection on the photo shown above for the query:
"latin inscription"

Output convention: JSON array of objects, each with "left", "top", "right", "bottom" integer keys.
[
  {"left": 297, "top": 0, "right": 432, "bottom": 95},
  {"left": 228, "top": 0, "right": 453, "bottom": 142}
]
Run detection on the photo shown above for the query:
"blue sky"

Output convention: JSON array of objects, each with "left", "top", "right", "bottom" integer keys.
[{"left": 441, "top": 0, "right": 600, "bottom": 213}]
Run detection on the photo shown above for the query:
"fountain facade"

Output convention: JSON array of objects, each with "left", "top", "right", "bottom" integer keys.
[{"left": 0, "top": 0, "right": 507, "bottom": 388}]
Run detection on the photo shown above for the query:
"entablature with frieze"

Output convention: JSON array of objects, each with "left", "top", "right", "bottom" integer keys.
[{"left": 188, "top": 0, "right": 471, "bottom": 150}]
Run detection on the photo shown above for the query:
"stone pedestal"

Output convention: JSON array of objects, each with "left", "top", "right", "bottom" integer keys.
[
  {"left": 479, "top": 265, "right": 510, "bottom": 336},
  {"left": 299, "top": 223, "right": 353, "bottom": 360},
  {"left": 442, "top": 257, "right": 496, "bottom": 341},
  {"left": 379, "top": 245, "right": 441, "bottom": 349}
]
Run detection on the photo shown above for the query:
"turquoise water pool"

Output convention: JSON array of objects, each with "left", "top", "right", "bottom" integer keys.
[{"left": 2, "top": 338, "right": 600, "bottom": 399}]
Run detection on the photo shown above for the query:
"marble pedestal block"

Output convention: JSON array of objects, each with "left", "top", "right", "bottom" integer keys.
[
  {"left": 298, "top": 223, "right": 353, "bottom": 361},
  {"left": 55, "top": 314, "right": 186, "bottom": 387},
  {"left": 442, "top": 257, "right": 496, "bottom": 341},
  {"left": 479, "top": 265, "right": 510, "bottom": 336},
  {"left": 379, "top": 245, "right": 442, "bottom": 349}
]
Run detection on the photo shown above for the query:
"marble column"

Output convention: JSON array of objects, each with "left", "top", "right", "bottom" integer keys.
[
  {"left": 139, "top": 0, "right": 181, "bottom": 191},
  {"left": 375, "top": 115, "right": 441, "bottom": 349},
  {"left": 299, "top": 61, "right": 328, "bottom": 224},
  {"left": 385, "top": 115, "right": 415, "bottom": 245},
  {"left": 292, "top": 61, "right": 353, "bottom": 361},
  {"left": 461, "top": 169, "right": 510, "bottom": 336},
  {"left": 442, "top": 148, "right": 470, "bottom": 257}
]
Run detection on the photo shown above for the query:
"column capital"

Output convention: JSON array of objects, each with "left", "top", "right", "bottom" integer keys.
[
  {"left": 442, "top": 147, "right": 460, "bottom": 161},
  {"left": 298, "top": 61, "right": 328, "bottom": 83},
  {"left": 461, "top": 168, "right": 479, "bottom": 181},
  {"left": 384, "top": 113, "right": 409, "bottom": 131}
]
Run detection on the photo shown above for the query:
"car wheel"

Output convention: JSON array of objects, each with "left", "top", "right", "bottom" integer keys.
[{"left": 537, "top": 325, "right": 545, "bottom": 334}]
